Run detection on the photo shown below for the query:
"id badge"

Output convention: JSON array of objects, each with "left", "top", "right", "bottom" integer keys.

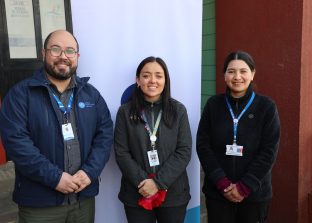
[
  {"left": 226, "top": 144, "right": 243, "bottom": 156},
  {"left": 62, "top": 123, "right": 75, "bottom": 141},
  {"left": 147, "top": 150, "right": 160, "bottom": 167}
]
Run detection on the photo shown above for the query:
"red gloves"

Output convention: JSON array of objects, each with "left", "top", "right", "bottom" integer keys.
[
  {"left": 216, "top": 177, "right": 251, "bottom": 198},
  {"left": 138, "top": 174, "right": 167, "bottom": 210},
  {"left": 138, "top": 189, "right": 167, "bottom": 210}
]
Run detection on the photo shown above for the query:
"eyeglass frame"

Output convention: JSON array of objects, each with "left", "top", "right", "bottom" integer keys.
[{"left": 45, "top": 46, "right": 78, "bottom": 58}]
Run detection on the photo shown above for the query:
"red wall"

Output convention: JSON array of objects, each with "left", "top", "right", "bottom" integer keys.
[
  {"left": 0, "top": 97, "right": 6, "bottom": 165},
  {"left": 0, "top": 138, "right": 6, "bottom": 165},
  {"left": 216, "top": 0, "right": 312, "bottom": 222},
  {"left": 299, "top": 0, "right": 312, "bottom": 222}
]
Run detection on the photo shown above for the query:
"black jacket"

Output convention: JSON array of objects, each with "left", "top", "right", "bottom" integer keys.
[
  {"left": 114, "top": 99, "right": 192, "bottom": 207},
  {"left": 196, "top": 86, "right": 280, "bottom": 202}
]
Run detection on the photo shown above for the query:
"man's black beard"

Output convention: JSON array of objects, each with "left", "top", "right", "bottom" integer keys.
[{"left": 44, "top": 60, "right": 77, "bottom": 80}]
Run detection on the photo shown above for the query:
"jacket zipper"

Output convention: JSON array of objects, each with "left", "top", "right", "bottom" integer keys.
[
  {"left": 74, "top": 86, "right": 83, "bottom": 160},
  {"left": 150, "top": 102, "right": 156, "bottom": 174},
  {"left": 233, "top": 100, "right": 239, "bottom": 179}
]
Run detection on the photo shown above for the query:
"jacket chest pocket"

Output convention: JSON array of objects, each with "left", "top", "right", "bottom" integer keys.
[{"left": 28, "top": 98, "right": 58, "bottom": 131}]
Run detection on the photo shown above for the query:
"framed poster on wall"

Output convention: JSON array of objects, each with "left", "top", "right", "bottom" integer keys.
[
  {"left": 39, "top": 0, "right": 66, "bottom": 44},
  {"left": 5, "top": 0, "right": 37, "bottom": 58}
]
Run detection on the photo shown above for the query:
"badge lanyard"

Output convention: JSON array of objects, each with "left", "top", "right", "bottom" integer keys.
[
  {"left": 52, "top": 92, "right": 74, "bottom": 123},
  {"left": 141, "top": 110, "right": 162, "bottom": 149},
  {"left": 225, "top": 92, "right": 255, "bottom": 145}
]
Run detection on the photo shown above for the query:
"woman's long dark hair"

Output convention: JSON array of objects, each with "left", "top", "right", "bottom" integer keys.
[{"left": 129, "top": 56, "right": 176, "bottom": 128}]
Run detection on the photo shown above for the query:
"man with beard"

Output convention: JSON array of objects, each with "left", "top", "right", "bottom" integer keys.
[{"left": 0, "top": 30, "right": 113, "bottom": 223}]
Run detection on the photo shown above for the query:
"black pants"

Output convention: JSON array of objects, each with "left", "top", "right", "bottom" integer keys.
[
  {"left": 206, "top": 198, "right": 270, "bottom": 223},
  {"left": 124, "top": 204, "right": 187, "bottom": 223}
]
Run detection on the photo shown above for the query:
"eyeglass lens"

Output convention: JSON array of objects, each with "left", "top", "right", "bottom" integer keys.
[{"left": 49, "top": 47, "right": 77, "bottom": 58}]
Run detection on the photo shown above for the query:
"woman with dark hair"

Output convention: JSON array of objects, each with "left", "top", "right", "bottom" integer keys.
[
  {"left": 114, "top": 56, "right": 192, "bottom": 223},
  {"left": 197, "top": 51, "right": 281, "bottom": 223}
]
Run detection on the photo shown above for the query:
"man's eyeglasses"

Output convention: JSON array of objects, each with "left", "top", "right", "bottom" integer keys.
[{"left": 45, "top": 46, "right": 78, "bottom": 58}]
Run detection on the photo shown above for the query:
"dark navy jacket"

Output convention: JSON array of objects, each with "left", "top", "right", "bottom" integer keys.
[{"left": 0, "top": 69, "right": 113, "bottom": 207}]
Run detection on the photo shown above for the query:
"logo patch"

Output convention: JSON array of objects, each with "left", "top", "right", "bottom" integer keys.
[
  {"left": 78, "top": 102, "right": 86, "bottom": 108},
  {"left": 78, "top": 102, "right": 95, "bottom": 109}
]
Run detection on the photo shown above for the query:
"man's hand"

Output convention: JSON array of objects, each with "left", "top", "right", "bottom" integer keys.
[
  {"left": 72, "top": 170, "right": 91, "bottom": 193},
  {"left": 55, "top": 172, "right": 79, "bottom": 194}
]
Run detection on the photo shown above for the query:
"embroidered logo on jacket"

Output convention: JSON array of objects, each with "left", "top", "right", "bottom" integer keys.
[{"left": 78, "top": 102, "right": 95, "bottom": 109}]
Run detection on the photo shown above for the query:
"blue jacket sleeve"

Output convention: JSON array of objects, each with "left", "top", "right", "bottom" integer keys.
[{"left": 0, "top": 86, "right": 62, "bottom": 189}]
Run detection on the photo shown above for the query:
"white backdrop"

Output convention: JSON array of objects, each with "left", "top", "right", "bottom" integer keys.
[{"left": 71, "top": 1, "right": 202, "bottom": 222}]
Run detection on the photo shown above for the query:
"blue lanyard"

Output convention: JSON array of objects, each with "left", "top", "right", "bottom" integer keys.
[
  {"left": 225, "top": 92, "right": 255, "bottom": 145},
  {"left": 52, "top": 92, "right": 74, "bottom": 121}
]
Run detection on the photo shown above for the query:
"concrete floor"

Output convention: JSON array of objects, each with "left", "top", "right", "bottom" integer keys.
[{"left": 0, "top": 161, "right": 17, "bottom": 223}]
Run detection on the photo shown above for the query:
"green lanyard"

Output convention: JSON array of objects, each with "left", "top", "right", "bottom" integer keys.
[{"left": 141, "top": 110, "right": 162, "bottom": 149}]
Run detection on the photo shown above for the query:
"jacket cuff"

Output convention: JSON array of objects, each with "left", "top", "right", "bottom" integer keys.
[
  {"left": 153, "top": 177, "right": 168, "bottom": 190},
  {"left": 81, "top": 167, "right": 95, "bottom": 181},
  {"left": 53, "top": 169, "right": 63, "bottom": 189},
  {"left": 208, "top": 168, "right": 227, "bottom": 184},
  {"left": 236, "top": 181, "right": 251, "bottom": 198},
  {"left": 215, "top": 177, "right": 232, "bottom": 193},
  {"left": 241, "top": 173, "right": 261, "bottom": 192}
]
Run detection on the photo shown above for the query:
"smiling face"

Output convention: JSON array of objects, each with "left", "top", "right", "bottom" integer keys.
[
  {"left": 224, "top": 59, "right": 255, "bottom": 98},
  {"left": 136, "top": 62, "right": 165, "bottom": 102},
  {"left": 42, "top": 30, "right": 80, "bottom": 81}
]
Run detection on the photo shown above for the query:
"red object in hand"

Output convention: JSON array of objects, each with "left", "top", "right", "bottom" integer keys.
[
  {"left": 138, "top": 189, "right": 167, "bottom": 210},
  {"left": 0, "top": 98, "right": 7, "bottom": 165},
  {"left": 152, "top": 190, "right": 166, "bottom": 207},
  {"left": 138, "top": 174, "right": 167, "bottom": 210}
]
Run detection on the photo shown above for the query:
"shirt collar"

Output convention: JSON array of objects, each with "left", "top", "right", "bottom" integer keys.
[{"left": 44, "top": 74, "right": 77, "bottom": 94}]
